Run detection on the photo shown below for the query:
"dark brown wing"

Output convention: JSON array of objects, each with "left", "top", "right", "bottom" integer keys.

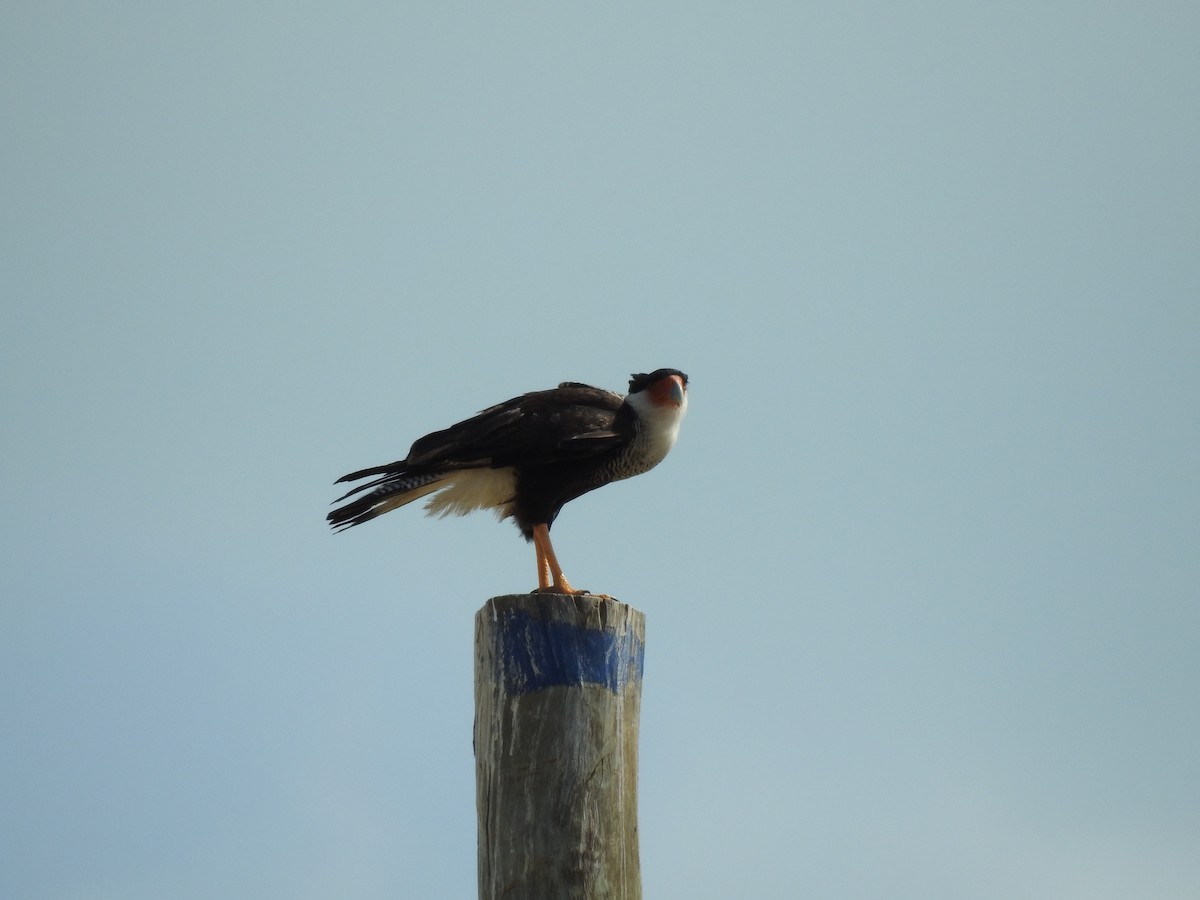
[{"left": 407, "top": 384, "right": 628, "bottom": 469}]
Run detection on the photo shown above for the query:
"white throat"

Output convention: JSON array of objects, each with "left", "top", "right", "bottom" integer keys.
[{"left": 625, "top": 387, "right": 687, "bottom": 468}]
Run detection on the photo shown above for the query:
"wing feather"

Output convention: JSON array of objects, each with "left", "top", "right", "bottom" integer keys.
[{"left": 406, "top": 384, "right": 627, "bottom": 469}]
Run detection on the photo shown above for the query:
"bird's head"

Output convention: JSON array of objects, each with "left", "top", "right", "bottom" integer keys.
[
  {"left": 628, "top": 368, "right": 687, "bottom": 409},
  {"left": 626, "top": 369, "right": 688, "bottom": 443}
]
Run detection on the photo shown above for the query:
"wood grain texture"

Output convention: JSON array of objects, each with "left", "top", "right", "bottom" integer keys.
[{"left": 475, "top": 593, "right": 645, "bottom": 900}]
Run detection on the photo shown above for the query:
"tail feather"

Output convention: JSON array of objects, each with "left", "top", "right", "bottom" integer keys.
[
  {"left": 333, "top": 470, "right": 404, "bottom": 504},
  {"left": 334, "top": 461, "right": 405, "bottom": 485},
  {"left": 327, "top": 470, "right": 447, "bottom": 531}
]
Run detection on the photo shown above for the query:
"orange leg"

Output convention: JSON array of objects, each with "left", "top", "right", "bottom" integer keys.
[
  {"left": 531, "top": 523, "right": 576, "bottom": 594},
  {"left": 532, "top": 527, "right": 552, "bottom": 590}
]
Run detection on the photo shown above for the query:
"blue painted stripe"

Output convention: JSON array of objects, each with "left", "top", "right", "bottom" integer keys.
[{"left": 495, "top": 609, "right": 644, "bottom": 695}]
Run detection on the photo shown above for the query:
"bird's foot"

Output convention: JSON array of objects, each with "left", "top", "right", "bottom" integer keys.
[
  {"left": 531, "top": 585, "right": 589, "bottom": 596},
  {"left": 534, "top": 571, "right": 581, "bottom": 595},
  {"left": 530, "top": 586, "right": 615, "bottom": 600}
]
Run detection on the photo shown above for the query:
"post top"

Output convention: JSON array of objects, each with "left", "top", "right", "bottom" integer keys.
[{"left": 477, "top": 593, "right": 645, "bottom": 695}]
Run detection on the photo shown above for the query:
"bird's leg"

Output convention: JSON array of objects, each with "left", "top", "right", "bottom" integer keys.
[
  {"left": 531, "top": 523, "right": 577, "bottom": 594},
  {"left": 532, "top": 527, "right": 552, "bottom": 590}
]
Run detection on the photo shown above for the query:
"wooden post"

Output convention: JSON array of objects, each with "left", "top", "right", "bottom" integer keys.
[{"left": 474, "top": 593, "right": 645, "bottom": 900}]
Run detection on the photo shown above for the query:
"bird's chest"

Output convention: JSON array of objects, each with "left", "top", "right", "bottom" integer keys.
[{"left": 598, "top": 430, "right": 673, "bottom": 484}]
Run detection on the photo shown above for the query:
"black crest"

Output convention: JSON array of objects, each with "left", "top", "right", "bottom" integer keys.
[{"left": 628, "top": 368, "right": 688, "bottom": 394}]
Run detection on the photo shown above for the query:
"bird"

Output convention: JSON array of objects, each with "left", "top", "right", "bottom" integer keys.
[{"left": 327, "top": 368, "right": 688, "bottom": 594}]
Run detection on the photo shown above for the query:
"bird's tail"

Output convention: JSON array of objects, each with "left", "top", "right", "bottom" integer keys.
[{"left": 327, "top": 467, "right": 449, "bottom": 531}]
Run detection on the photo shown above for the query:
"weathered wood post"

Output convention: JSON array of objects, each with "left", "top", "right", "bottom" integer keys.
[{"left": 474, "top": 593, "right": 645, "bottom": 900}]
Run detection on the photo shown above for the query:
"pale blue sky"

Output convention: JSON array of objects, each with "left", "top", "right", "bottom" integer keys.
[{"left": 3, "top": 3, "right": 1198, "bottom": 898}]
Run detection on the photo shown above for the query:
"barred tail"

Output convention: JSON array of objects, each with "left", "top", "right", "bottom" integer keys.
[{"left": 327, "top": 470, "right": 448, "bottom": 531}]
